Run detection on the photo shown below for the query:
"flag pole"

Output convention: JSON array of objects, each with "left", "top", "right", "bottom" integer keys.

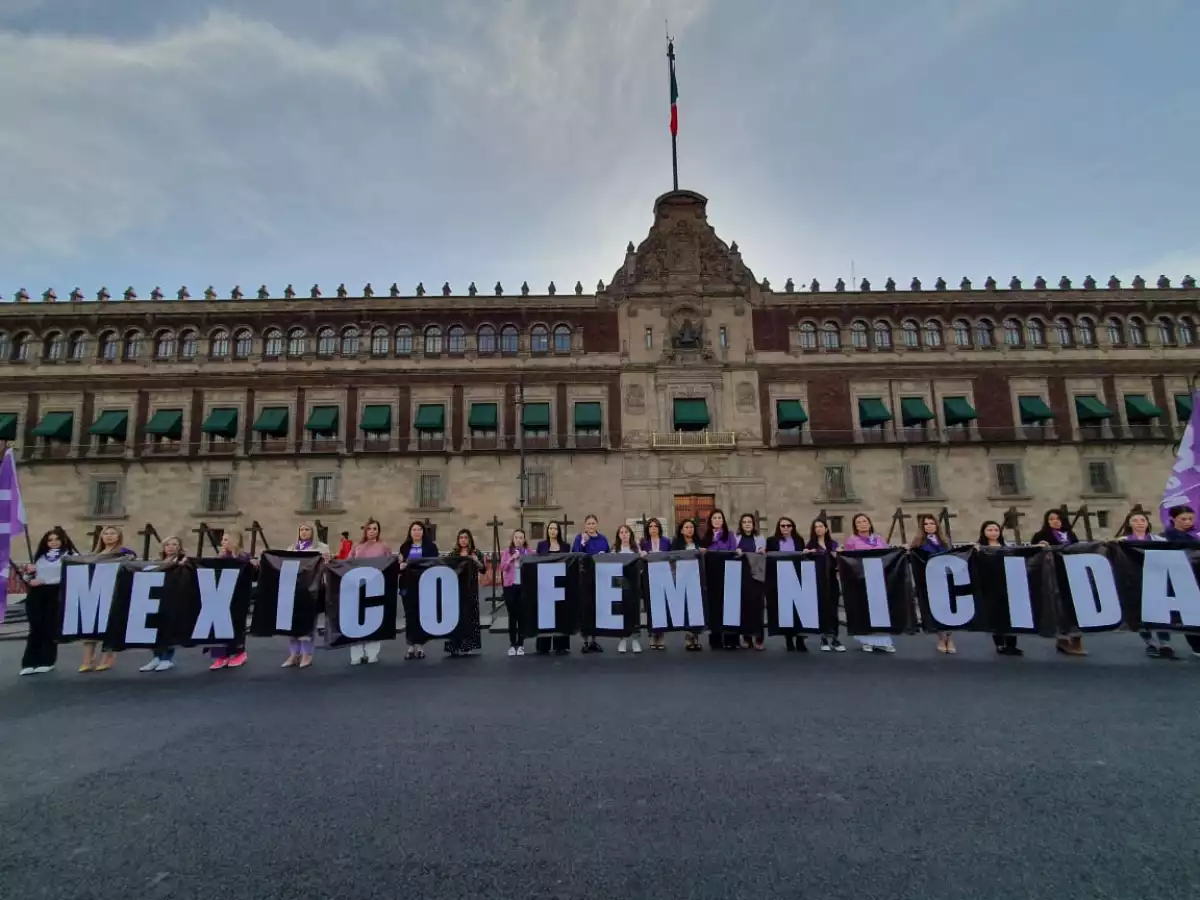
[{"left": 667, "top": 32, "right": 679, "bottom": 192}]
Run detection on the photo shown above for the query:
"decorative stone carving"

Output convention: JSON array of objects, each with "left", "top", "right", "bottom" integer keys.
[
  {"left": 1083, "top": 275, "right": 1096, "bottom": 290},
  {"left": 1107, "top": 275, "right": 1120, "bottom": 289},
  {"left": 730, "top": 241, "right": 738, "bottom": 253},
  {"left": 231, "top": 285, "right": 244, "bottom": 301},
  {"left": 15, "top": 288, "right": 30, "bottom": 302},
  {"left": 494, "top": 282, "right": 503, "bottom": 296},
  {"left": 597, "top": 279, "right": 605, "bottom": 291},
  {"left": 548, "top": 281, "right": 556, "bottom": 296},
  {"left": 336, "top": 283, "right": 348, "bottom": 298},
  {"left": 123, "top": 287, "right": 137, "bottom": 301},
  {"left": 785, "top": 278, "right": 794, "bottom": 293},
  {"left": 860, "top": 278, "right": 871, "bottom": 291},
  {"left": 521, "top": 281, "right": 530, "bottom": 296},
  {"left": 1033, "top": 276, "right": 1047, "bottom": 290},
  {"left": 41, "top": 288, "right": 56, "bottom": 302},
  {"left": 258, "top": 285, "right": 270, "bottom": 299},
  {"left": 442, "top": 282, "right": 451, "bottom": 296},
  {"left": 98, "top": 287, "right": 111, "bottom": 302},
  {"left": 885, "top": 278, "right": 896, "bottom": 292},
  {"left": 626, "top": 241, "right": 635, "bottom": 253},
  {"left": 911, "top": 277, "right": 922, "bottom": 291},
  {"left": 761, "top": 277, "right": 770, "bottom": 290},
  {"left": 1157, "top": 274, "right": 1171, "bottom": 289},
  {"left": 70, "top": 287, "right": 84, "bottom": 303},
  {"left": 1058, "top": 276, "right": 1071, "bottom": 290},
  {"left": 1007, "top": 276, "right": 1019, "bottom": 290},
  {"left": 204, "top": 286, "right": 217, "bottom": 301},
  {"left": 469, "top": 282, "right": 478, "bottom": 297},
  {"left": 810, "top": 279, "right": 820, "bottom": 292},
  {"left": 935, "top": 277, "right": 947, "bottom": 291},
  {"left": 389, "top": 283, "right": 400, "bottom": 298},
  {"left": 574, "top": 281, "right": 583, "bottom": 295},
  {"left": 416, "top": 282, "right": 425, "bottom": 297},
  {"left": 735, "top": 381, "right": 757, "bottom": 411},
  {"left": 362, "top": 283, "right": 373, "bottom": 298},
  {"left": 834, "top": 278, "right": 845, "bottom": 292},
  {"left": 673, "top": 319, "right": 703, "bottom": 350},
  {"left": 1132, "top": 275, "right": 1146, "bottom": 289},
  {"left": 284, "top": 284, "right": 296, "bottom": 299},
  {"left": 308, "top": 284, "right": 320, "bottom": 299},
  {"left": 1183, "top": 275, "right": 1196, "bottom": 289},
  {"left": 960, "top": 277, "right": 971, "bottom": 290},
  {"left": 177, "top": 286, "right": 190, "bottom": 301},
  {"left": 150, "top": 286, "right": 164, "bottom": 301},
  {"left": 624, "top": 383, "right": 645, "bottom": 412}
]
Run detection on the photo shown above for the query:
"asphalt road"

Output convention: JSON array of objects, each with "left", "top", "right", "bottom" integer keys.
[{"left": 2, "top": 631, "right": 1198, "bottom": 900}]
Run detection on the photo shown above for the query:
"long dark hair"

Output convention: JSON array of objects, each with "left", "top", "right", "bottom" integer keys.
[
  {"left": 643, "top": 517, "right": 664, "bottom": 543},
  {"left": 544, "top": 521, "right": 562, "bottom": 546},
  {"left": 736, "top": 513, "right": 758, "bottom": 537},
  {"left": 976, "top": 520, "right": 1006, "bottom": 546},
  {"left": 807, "top": 517, "right": 833, "bottom": 549},
  {"left": 910, "top": 513, "right": 947, "bottom": 549},
  {"left": 704, "top": 508, "right": 729, "bottom": 545},
  {"left": 455, "top": 528, "right": 477, "bottom": 555},
  {"left": 508, "top": 529, "right": 527, "bottom": 551},
  {"left": 851, "top": 513, "right": 875, "bottom": 536},
  {"left": 773, "top": 516, "right": 797, "bottom": 542},
  {"left": 674, "top": 518, "right": 697, "bottom": 547},
  {"left": 399, "top": 520, "right": 432, "bottom": 556},
  {"left": 614, "top": 524, "right": 636, "bottom": 550},
  {"left": 35, "top": 526, "right": 78, "bottom": 559}
]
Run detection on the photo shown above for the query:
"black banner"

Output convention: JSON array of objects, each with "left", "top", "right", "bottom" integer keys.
[
  {"left": 324, "top": 556, "right": 399, "bottom": 646},
  {"left": 400, "top": 556, "right": 475, "bottom": 644},
  {"left": 520, "top": 553, "right": 587, "bottom": 635},
  {"left": 103, "top": 560, "right": 200, "bottom": 651},
  {"left": 251, "top": 551, "right": 325, "bottom": 638},
  {"left": 838, "top": 548, "right": 917, "bottom": 635},
  {"left": 765, "top": 553, "right": 841, "bottom": 636},
  {"left": 642, "top": 552, "right": 705, "bottom": 632},
  {"left": 579, "top": 553, "right": 643, "bottom": 638}
]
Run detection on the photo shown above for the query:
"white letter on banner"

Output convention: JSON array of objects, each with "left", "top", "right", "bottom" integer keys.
[
  {"left": 594, "top": 562, "right": 625, "bottom": 631},
  {"left": 776, "top": 559, "right": 819, "bottom": 630},
  {"left": 863, "top": 556, "right": 892, "bottom": 629},
  {"left": 193, "top": 567, "right": 239, "bottom": 641},
  {"left": 419, "top": 566, "right": 460, "bottom": 637},
  {"left": 339, "top": 566, "right": 385, "bottom": 639},
  {"left": 722, "top": 559, "right": 743, "bottom": 628},
  {"left": 536, "top": 562, "right": 566, "bottom": 630},
  {"left": 61, "top": 561, "right": 120, "bottom": 637},
  {"left": 925, "top": 555, "right": 975, "bottom": 627},
  {"left": 1003, "top": 556, "right": 1035, "bottom": 629},
  {"left": 275, "top": 558, "right": 302, "bottom": 632},
  {"left": 127, "top": 569, "right": 166, "bottom": 645},
  {"left": 647, "top": 558, "right": 704, "bottom": 630},
  {"left": 1141, "top": 550, "right": 1200, "bottom": 627},
  {"left": 1062, "top": 554, "right": 1121, "bottom": 628}
]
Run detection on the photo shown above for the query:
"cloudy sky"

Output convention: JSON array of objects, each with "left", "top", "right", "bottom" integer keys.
[{"left": 2, "top": 0, "right": 1196, "bottom": 298}]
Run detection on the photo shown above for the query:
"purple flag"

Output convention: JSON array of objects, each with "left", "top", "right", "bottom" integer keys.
[
  {"left": 0, "top": 448, "right": 28, "bottom": 624},
  {"left": 1160, "top": 390, "right": 1200, "bottom": 535}
]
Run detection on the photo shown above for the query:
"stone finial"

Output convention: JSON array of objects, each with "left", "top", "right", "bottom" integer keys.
[
  {"left": 1107, "top": 275, "right": 1120, "bottom": 289},
  {"left": 884, "top": 277, "right": 896, "bottom": 292},
  {"left": 204, "top": 286, "right": 217, "bottom": 301},
  {"left": 389, "top": 283, "right": 400, "bottom": 298},
  {"left": 336, "top": 283, "right": 348, "bottom": 298},
  {"left": 1132, "top": 275, "right": 1146, "bottom": 289},
  {"left": 42, "top": 288, "right": 56, "bottom": 302},
  {"left": 362, "top": 283, "right": 373, "bottom": 298},
  {"left": 123, "top": 286, "right": 137, "bottom": 301},
  {"left": 1182, "top": 275, "right": 1196, "bottom": 289},
  {"left": 175, "top": 286, "right": 188, "bottom": 300},
  {"left": 257, "top": 285, "right": 270, "bottom": 300},
  {"left": 98, "top": 287, "right": 111, "bottom": 302},
  {"left": 1033, "top": 276, "right": 1047, "bottom": 290},
  {"left": 1157, "top": 274, "right": 1171, "bottom": 289},
  {"left": 626, "top": 241, "right": 635, "bottom": 253},
  {"left": 810, "top": 278, "right": 820, "bottom": 292},
  {"left": 231, "top": 285, "right": 244, "bottom": 301},
  {"left": 442, "top": 282, "right": 451, "bottom": 297},
  {"left": 1058, "top": 276, "right": 1071, "bottom": 290},
  {"left": 150, "top": 286, "right": 164, "bottom": 301},
  {"left": 934, "top": 277, "right": 947, "bottom": 291},
  {"left": 761, "top": 277, "right": 771, "bottom": 290},
  {"left": 415, "top": 282, "right": 425, "bottom": 297},
  {"left": 1008, "top": 276, "right": 1020, "bottom": 290},
  {"left": 284, "top": 284, "right": 296, "bottom": 299},
  {"left": 548, "top": 281, "right": 556, "bottom": 296},
  {"left": 70, "top": 287, "right": 84, "bottom": 303},
  {"left": 469, "top": 282, "right": 478, "bottom": 297},
  {"left": 521, "top": 281, "right": 530, "bottom": 296},
  {"left": 785, "top": 277, "right": 794, "bottom": 293},
  {"left": 15, "top": 288, "right": 30, "bottom": 302},
  {"left": 730, "top": 241, "right": 739, "bottom": 253},
  {"left": 1083, "top": 275, "right": 1096, "bottom": 290},
  {"left": 834, "top": 278, "right": 846, "bottom": 292},
  {"left": 960, "top": 277, "right": 971, "bottom": 290},
  {"left": 860, "top": 278, "right": 871, "bottom": 291},
  {"left": 309, "top": 284, "right": 321, "bottom": 299},
  {"left": 574, "top": 281, "right": 583, "bottom": 295},
  {"left": 494, "top": 282, "right": 503, "bottom": 296},
  {"left": 597, "top": 279, "right": 605, "bottom": 291}
]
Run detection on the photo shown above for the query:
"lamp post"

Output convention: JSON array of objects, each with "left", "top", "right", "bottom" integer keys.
[{"left": 516, "top": 375, "right": 527, "bottom": 531}]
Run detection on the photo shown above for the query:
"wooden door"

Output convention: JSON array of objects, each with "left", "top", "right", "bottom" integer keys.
[{"left": 674, "top": 494, "right": 716, "bottom": 540}]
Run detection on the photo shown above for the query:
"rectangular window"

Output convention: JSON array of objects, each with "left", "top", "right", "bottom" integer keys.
[
  {"left": 92, "top": 480, "right": 120, "bottom": 517},
  {"left": 418, "top": 473, "right": 442, "bottom": 510},
  {"left": 719, "top": 326, "right": 728, "bottom": 348},
  {"left": 530, "top": 521, "right": 546, "bottom": 541},
  {"left": 644, "top": 327, "right": 653, "bottom": 349},
  {"left": 1087, "top": 461, "right": 1115, "bottom": 495},
  {"left": 827, "top": 515, "right": 844, "bottom": 534},
  {"left": 908, "top": 463, "right": 936, "bottom": 500},
  {"left": 205, "top": 476, "right": 231, "bottom": 513},
  {"left": 309, "top": 474, "right": 336, "bottom": 511},
  {"left": 526, "top": 471, "right": 550, "bottom": 507},
  {"left": 994, "top": 463, "right": 1022, "bottom": 497},
  {"left": 1096, "top": 511, "right": 1110, "bottom": 529},
  {"left": 822, "top": 465, "right": 848, "bottom": 501}
]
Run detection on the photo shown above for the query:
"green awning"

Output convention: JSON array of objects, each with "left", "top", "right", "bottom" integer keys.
[
  {"left": 144, "top": 408, "right": 183, "bottom": 439},
  {"left": 672, "top": 398, "right": 710, "bottom": 429},
  {"left": 1075, "top": 395, "right": 1113, "bottom": 422},
  {"left": 413, "top": 404, "right": 445, "bottom": 432},
  {"left": 252, "top": 407, "right": 289, "bottom": 436},
  {"left": 0, "top": 413, "right": 17, "bottom": 441},
  {"left": 858, "top": 397, "right": 892, "bottom": 427},
  {"left": 573, "top": 402, "right": 602, "bottom": 430},
  {"left": 1018, "top": 396, "right": 1054, "bottom": 424},
  {"left": 305, "top": 406, "right": 339, "bottom": 435},
  {"left": 359, "top": 404, "right": 392, "bottom": 433},
  {"left": 942, "top": 396, "right": 978, "bottom": 426},
  {"left": 33, "top": 411, "right": 73, "bottom": 441},
  {"left": 899, "top": 397, "right": 935, "bottom": 426},
  {"left": 200, "top": 407, "right": 238, "bottom": 438},
  {"left": 467, "top": 402, "right": 497, "bottom": 430},
  {"left": 776, "top": 399, "right": 808, "bottom": 428},
  {"left": 1176, "top": 394, "right": 1194, "bottom": 420},
  {"left": 522, "top": 402, "right": 550, "bottom": 431},
  {"left": 1124, "top": 394, "right": 1163, "bottom": 421},
  {"left": 88, "top": 410, "right": 128, "bottom": 439}
]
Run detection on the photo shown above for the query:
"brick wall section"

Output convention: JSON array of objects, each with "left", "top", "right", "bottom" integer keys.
[
  {"left": 1101, "top": 375, "right": 1119, "bottom": 433},
  {"left": 807, "top": 373, "right": 852, "bottom": 444},
  {"left": 79, "top": 391, "right": 94, "bottom": 457},
  {"left": 346, "top": 387, "right": 358, "bottom": 449},
  {"left": 188, "top": 389, "right": 203, "bottom": 457},
  {"left": 21, "top": 391, "right": 38, "bottom": 460},
  {"left": 132, "top": 390, "right": 148, "bottom": 458},
  {"left": 972, "top": 375, "right": 1013, "bottom": 440},
  {"left": 243, "top": 388, "right": 255, "bottom": 450},
  {"left": 1151, "top": 375, "right": 1171, "bottom": 428},
  {"left": 752, "top": 309, "right": 791, "bottom": 353},
  {"left": 1047, "top": 376, "right": 1070, "bottom": 442},
  {"left": 293, "top": 388, "right": 305, "bottom": 448},
  {"left": 396, "top": 386, "right": 411, "bottom": 448},
  {"left": 451, "top": 385, "right": 463, "bottom": 451},
  {"left": 607, "top": 377, "right": 622, "bottom": 448},
  {"left": 503, "top": 383, "right": 516, "bottom": 446},
  {"left": 581, "top": 311, "right": 620, "bottom": 353},
  {"left": 555, "top": 383, "right": 568, "bottom": 437}
]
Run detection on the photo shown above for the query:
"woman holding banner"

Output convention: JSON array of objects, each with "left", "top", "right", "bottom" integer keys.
[
  {"left": 769, "top": 517, "right": 804, "bottom": 652},
  {"left": 912, "top": 515, "right": 956, "bottom": 654},
  {"left": 1031, "top": 510, "right": 1087, "bottom": 657},
  {"left": 80, "top": 525, "right": 136, "bottom": 673},
  {"left": 19, "top": 526, "right": 79, "bottom": 676},
  {"left": 734, "top": 513, "right": 767, "bottom": 651},
  {"left": 208, "top": 531, "right": 254, "bottom": 670},
  {"left": 640, "top": 519, "right": 671, "bottom": 651},
  {"left": 444, "top": 529, "right": 485, "bottom": 657},
  {"left": 1161, "top": 506, "right": 1200, "bottom": 656},
  {"left": 535, "top": 522, "right": 570, "bottom": 655},
  {"left": 395, "top": 520, "right": 433, "bottom": 662},
  {"left": 139, "top": 536, "right": 188, "bottom": 673},
  {"left": 500, "top": 529, "right": 531, "bottom": 656},
  {"left": 671, "top": 519, "right": 702, "bottom": 651},
  {"left": 573, "top": 515, "right": 610, "bottom": 654},
  {"left": 843, "top": 514, "right": 896, "bottom": 653},
  {"left": 1118, "top": 512, "right": 1174, "bottom": 659},
  {"left": 281, "top": 522, "right": 330, "bottom": 669},
  {"left": 978, "top": 521, "right": 1023, "bottom": 656},
  {"left": 703, "top": 510, "right": 740, "bottom": 651},
  {"left": 612, "top": 525, "right": 643, "bottom": 654}
]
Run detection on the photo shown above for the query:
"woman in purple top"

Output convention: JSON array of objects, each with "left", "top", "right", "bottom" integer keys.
[
  {"left": 534, "top": 522, "right": 571, "bottom": 655},
  {"left": 734, "top": 514, "right": 767, "bottom": 650},
  {"left": 842, "top": 514, "right": 896, "bottom": 653},
  {"left": 81, "top": 525, "right": 137, "bottom": 673},
  {"left": 500, "top": 529, "right": 531, "bottom": 656},
  {"left": 702, "top": 509, "right": 740, "bottom": 651},
  {"left": 911, "top": 514, "right": 956, "bottom": 655},
  {"left": 573, "top": 515, "right": 610, "bottom": 653},
  {"left": 1030, "top": 509, "right": 1087, "bottom": 657},
  {"left": 766, "top": 517, "right": 802, "bottom": 651},
  {"left": 671, "top": 520, "right": 702, "bottom": 651},
  {"left": 397, "top": 520, "right": 437, "bottom": 661},
  {"left": 1160, "top": 505, "right": 1200, "bottom": 656},
  {"left": 209, "top": 531, "right": 255, "bottom": 670},
  {"left": 640, "top": 518, "right": 672, "bottom": 650}
]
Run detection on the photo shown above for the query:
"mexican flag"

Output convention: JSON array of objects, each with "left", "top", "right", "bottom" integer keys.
[{"left": 669, "top": 56, "right": 679, "bottom": 136}]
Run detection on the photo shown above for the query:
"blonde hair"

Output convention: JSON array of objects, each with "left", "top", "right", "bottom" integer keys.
[
  {"left": 222, "top": 529, "right": 245, "bottom": 553},
  {"left": 100, "top": 525, "right": 124, "bottom": 549},
  {"left": 160, "top": 535, "right": 183, "bottom": 559}
]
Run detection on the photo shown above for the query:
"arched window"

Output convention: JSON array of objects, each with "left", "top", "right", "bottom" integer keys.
[
  {"left": 316, "top": 327, "right": 336, "bottom": 357},
  {"left": 179, "top": 330, "right": 197, "bottom": 360},
  {"left": 1128, "top": 317, "right": 1146, "bottom": 346},
  {"left": 1025, "top": 318, "right": 1045, "bottom": 347},
  {"left": 154, "top": 330, "right": 176, "bottom": 359},
  {"left": 1178, "top": 316, "right": 1195, "bottom": 347},
  {"left": 287, "top": 328, "right": 306, "bottom": 357},
  {"left": 341, "top": 326, "right": 360, "bottom": 357},
  {"left": 798, "top": 322, "right": 817, "bottom": 349},
  {"left": 447, "top": 325, "right": 466, "bottom": 355},
  {"left": 68, "top": 331, "right": 86, "bottom": 361},
  {"left": 11, "top": 333, "right": 29, "bottom": 361},
  {"left": 531, "top": 324, "right": 550, "bottom": 353},
  {"left": 500, "top": 325, "right": 519, "bottom": 354},
  {"left": 953, "top": 320, "right": 972, "bottom": 347},
  {"left": 370, "top": 327, "right": 389, "bottom": 357},
  {"left": 1003, "top": 318, "right": 1022, "bottom": 346},
  {"left": 553, "top": 324, "right": 572, "bottom": 354},
  {"left": 264, "top": 328, "right": 284, "bottom": 357},
  {"left": 821, "top": 321, "right": 840, "bottom": 350},
  {"left": 975, "top": 319, "right": 994, "bottom": 348},
  {"left": 1055, "top": 318, "right": 1073, "bottom": 347},
  {"left": 44, "top": 332, "right": 65, "bottom": 361},
  {"left": 122, "top": 331, "right": 142, "bottom": 361},
  {"left": 1075, "top": 317, "right": 1096, "bottom": 348},
  {"left": 873, "top": 321, "right": 892, "bottom": 349},
  {"left": 0, "top": 332, "right": 9, "bottom": 360},
  {"left": 99, "top": 331, "right": 119, "bottom": 361},
  {"left": 478, "top": 325, "right": 497, "bottom": 355},
  {"left": 1106, "top": 317, "right": 1124, "bottom": 346},
  {"left": 1157, "top": 316, "right": 1176, "bottom": 346},
  {"left": 850, "top": 321, "right": 869, "bottom": 349},
  {"left": 923, "top": 320, "right": 943, "bottom": 348},
  {"left": 234, "top": 328, "right": 253, "bottom": 359},
  {"left": 396, "top": 326, "right": 413, "bottom": 356},
  {"left": 210, "top": 329, "right": 230, "bottom": 358},
  {"left": 424, "top": 325, "right": 443, "bottom": 355},
  {"left": 901, "top": 320, "right": 920, "bottom": 348}
]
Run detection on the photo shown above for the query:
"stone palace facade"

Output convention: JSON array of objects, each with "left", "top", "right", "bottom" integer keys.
[{"left": 1, "top": 189, "right": 1197, "bottom": 551}]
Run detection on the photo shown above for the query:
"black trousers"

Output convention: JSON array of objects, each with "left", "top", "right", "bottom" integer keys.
[
  {"left": 535, "top": 634, "right": 571, "bottom": 653},
  {"left": 22, "top": 584, "right": 59, "bottom": 670},
  {"left": 708, "top": 631, "right": 740, "bottom": 650},
  {"left": 991, "top": 634, "right": 1019, "bottom": 651},
  {"left": 504, "top": 585, "right": 525, "bottom": 646}
]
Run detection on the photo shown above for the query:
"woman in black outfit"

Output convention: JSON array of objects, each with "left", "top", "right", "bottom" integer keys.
[
  {"left": 534, "top": 522, "right": 571, "bottom": 655},
  {"left": 977, "top": 520, "right": 1022, "bottom": 656},
  {"left": 1029, "top": 508, "right": 1085, "bottom": 656}
]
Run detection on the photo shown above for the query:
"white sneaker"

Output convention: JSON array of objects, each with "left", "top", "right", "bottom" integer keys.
[
  {"left": 861, "top": 645, "right": 875, "bottom": 653},
  {"left": 507, "top": 646, "right": 517, "bottom": 657},
  {"left": 34, "top": 666, "right": 55, "bottom": 674},
  {"left": 366, "top": 653, "right": 379, "bottom": 664},
  {"left": 154, "top": 659, "right": 176, "bottom": 672},
  {"left": 820, "top": 641, "right": 832, "bottom": 652},
  {"left": 832, "top": 641, "right": 847, "bottom": 653},
  {"left": 631, "top": 639, "right": 642, "bottom": 653},
  {"left": 617, "top": 639, "right": 628, "bottom": 653},
  {"left": 350, "top": 655, "right": 363, "bottom": 666},
  {"left": 880, "top": 644, "right": 897, "bottom": 654},
  {"left": 516, "top": 646, "right": 525, "bottom": 656},
  {"left": 19, "top": 667, "right": 35, "bottom": 676},
  {"left": 139, "top": 658, "right": 161, "bottom": 672}
]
